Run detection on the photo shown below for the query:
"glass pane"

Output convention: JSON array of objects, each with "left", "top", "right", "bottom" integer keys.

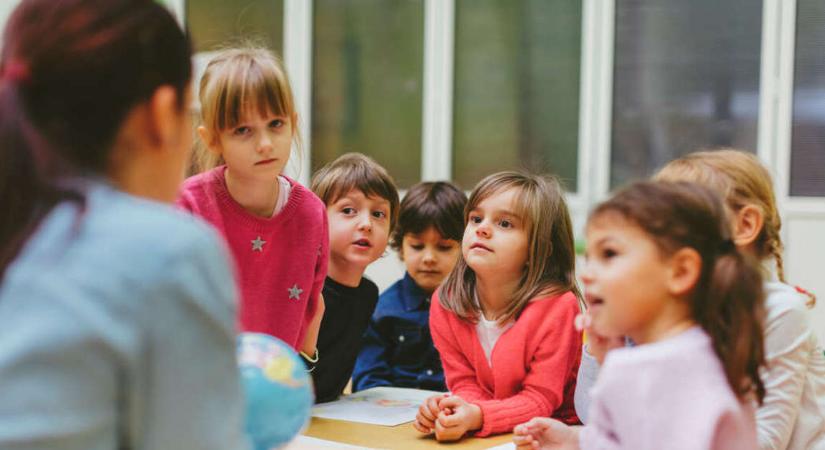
[
  {"left": 312, "top": 0, "right": 424, "bottom": 189},
  {"left": 453, "top": 0, "right": 582, "bottom": 191},
  {"left": 790, "top": 0, "right": 825, "bottom": 197},
  {"left": 611, "top": 0, "right": 762, "bottom": 188},
  {"left": 186, "top": 0, "right": 283, "bottom": 53}
]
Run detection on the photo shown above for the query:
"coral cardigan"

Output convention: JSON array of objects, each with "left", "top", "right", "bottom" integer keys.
[{"left": 430, "top": 290, "right": 582, "bottom": 436}]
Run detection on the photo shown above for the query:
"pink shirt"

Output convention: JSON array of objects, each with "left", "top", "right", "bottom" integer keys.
[
  {"left": 580, "top": 326, "right": 758, "bottom": 450},
  {"left": 430, "top": 290, "right": 582, "bottom": 436},
  {"left": 177, "top": 167, "right": 328, "bottom": 350}
]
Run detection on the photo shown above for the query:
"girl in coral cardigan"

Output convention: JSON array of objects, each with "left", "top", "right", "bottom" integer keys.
[{"left": 414, "top": 171, "right": 583, "bottom": 441}]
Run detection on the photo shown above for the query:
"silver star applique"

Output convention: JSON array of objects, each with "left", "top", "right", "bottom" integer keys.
[
  {"left": 288, "top": 284, "right": 303, "bottom": 300},
  {"left": 251, "top": 236, "right": 266, "bottom": 252}
]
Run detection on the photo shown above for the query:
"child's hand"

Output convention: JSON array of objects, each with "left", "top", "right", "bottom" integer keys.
[
  {"left": 513, "top": 417, "right": 580, "bottom": 450},
  {"left": 575, "top": 312, "right": 624, "bottom": 365},
  {"left": 433, "top": 395, "right": 482, "bottom": 442},
  {"left": 413, "top": 393, "right": 448, "bottom": 434}
]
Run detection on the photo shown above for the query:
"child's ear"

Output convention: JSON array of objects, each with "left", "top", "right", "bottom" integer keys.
[
  {"left": 146, "top": 85, "right": 182, "bottom": 148},
  {"left": 197, "top": 126, "right": 221, "bottom": 155},
  {"left": 732, "top": 205, "right": 763, "bottom": 249},
  {"left": 666, "top": 247, "right": 702, "bottom": 297}
]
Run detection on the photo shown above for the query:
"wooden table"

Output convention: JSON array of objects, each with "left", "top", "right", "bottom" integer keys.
[{"left": 297, "top": 416, "right": 514, "bottom": 449}]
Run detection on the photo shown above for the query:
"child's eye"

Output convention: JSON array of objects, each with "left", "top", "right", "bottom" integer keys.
[
  {"left": 499, "top": 219, "right": 513, "bottom": 229},
  {"left": 469, "top": 215, "right": 482, "bottom": 224},
  {"left": 372, "top": 210, "right": 387, "bottom": 219},
  {"left": 233, "top": 126, "right": 251, "bottom": 136},
  {"left": 601, "top": 248, "right": 617, "bottom": 259},
  {"left": 437, "top": 244, "right": 455, "bottom": 251},
  {"left": 410, "top": 244, "right": 424, "bottom": 251},
  {"left": 269, "top": 119, "right": 284, "bottom": 129},
  {"left": 341, "top": 207, "right": 356, "bottom": 215}
]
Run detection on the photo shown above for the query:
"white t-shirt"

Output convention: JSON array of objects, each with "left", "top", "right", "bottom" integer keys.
[
  {"left": 757, "top": 281, "right": 825, "bottom": 450},
  {"left": 271, "top": 176, "right": 292, "bottom": 217},
  {"left": 476, "top": 314, "right": 514, "bottom": 365}
]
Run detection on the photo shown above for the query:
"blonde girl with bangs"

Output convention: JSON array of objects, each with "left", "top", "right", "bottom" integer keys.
[
  {"left": 177, "top": 47, "right": 327, "bottom": 363},
  {"left": 653, "top": 149, "right": 824, "bottom": 450},
  {"left": 414, "top": 172, "right": 583, "bottom": 441}
]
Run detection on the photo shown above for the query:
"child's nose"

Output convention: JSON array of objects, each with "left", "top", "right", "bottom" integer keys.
[
  {"left": 357, "top": 213, "right": 373, "bottom": 231},
  {"left": 475, "top": 222, "right": 490, "bottom": 238},
  {"left": 422, "top": 248, "right": 436, "bottom": 264},
  {"left": 580, "top": 261, "right": 594, "bottom": 285},
  {"left": 257, "top": 132, "right": 273, "bottom": 153}
]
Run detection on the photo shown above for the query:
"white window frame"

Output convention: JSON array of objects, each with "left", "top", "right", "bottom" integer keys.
[{"left": 180, "top": 0, "right": 825, "bottom": 217}]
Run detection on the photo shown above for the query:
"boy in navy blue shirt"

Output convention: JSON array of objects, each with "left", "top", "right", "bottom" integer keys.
[{"left": 352, "top": 182, "right": 466, "bottom": 392}]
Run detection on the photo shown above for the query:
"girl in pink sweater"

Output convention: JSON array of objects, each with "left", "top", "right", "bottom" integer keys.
[
  {"left": 177, "top": 48, "right": 327, "bottom": 361},
  {"left": 414, "top": 172, "right": 583, "bottom": 441},
  {"left": 514, "top": 181, "right": 766, "bottom": 450}
]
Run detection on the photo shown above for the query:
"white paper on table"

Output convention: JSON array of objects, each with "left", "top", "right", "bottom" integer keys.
[
  {"left": 484, "top": 443, "right": 516, "bottom": 450},
  {"left": 310, "top": 386, "right": 441, "bottom": 426},
  {"left": 283, "top": 435, "right": 378, "bottom": 450}
]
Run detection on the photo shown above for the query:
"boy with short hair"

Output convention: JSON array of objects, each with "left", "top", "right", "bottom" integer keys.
[
  {"left": 310, "top": 153, "right": 400, "bottom": 403},
  {"left": 352, "top": 181, "right": 467, "bottom": 392}
]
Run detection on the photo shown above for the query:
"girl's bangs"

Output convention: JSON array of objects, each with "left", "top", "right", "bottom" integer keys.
[{"left": 215, "top": 62, "right": 291, "bottom": 131}]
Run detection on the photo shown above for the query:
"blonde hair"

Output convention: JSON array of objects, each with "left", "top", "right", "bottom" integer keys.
[
  {"left": 654, "top": 148, "right": 815, "bottom": 307},
  {"left": 310, "top": 153, "right": 400, "bottom": 231},
  {"left": 194, "top": 46, "right": 300, "bottom": 173},
  {"left": 438, "top": 171, "right": 581, "bottom": 325}
]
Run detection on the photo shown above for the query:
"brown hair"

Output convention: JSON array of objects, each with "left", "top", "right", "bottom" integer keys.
[
  {"left": 0, "top": 0, "right": 191, "bottom": 280},
  {"left": 654, "top": 148, "right": 815, "bottom": 307},
  {"left": 390, "top": 181, "right": 467, "bottom": 252},
  {"left": 438, "top": 171, "right": 581, "bottom": 325},
  {"left": 194, "top": 46, "right": 300, "bottom": 173},
  {"left": 591, "top": 181, "right": 766, "bottom": 403},
  {"left": 310, "top": 153, "right": 400, "bottom": 230}
]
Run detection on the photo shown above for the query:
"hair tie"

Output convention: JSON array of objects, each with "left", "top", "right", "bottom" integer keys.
[
  {"left": 717, "top": 239, "right": 736, "bottom": 254},
  {"left": 2, "top": 60, "right": 31, "bottom": 84}
]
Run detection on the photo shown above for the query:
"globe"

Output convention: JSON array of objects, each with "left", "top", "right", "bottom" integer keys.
[{"left": 237, "top": 333, "right": 314, "bottom": 450}]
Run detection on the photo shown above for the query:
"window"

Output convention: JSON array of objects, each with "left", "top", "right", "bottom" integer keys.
[
  {"left": 610, "top": 0, "right": 763, "bottom": 188},
  {"left": 452, "top": 0, "right": 582, "bottom": 191},
  {"left": 311, "top": 0, "right": 424, "bottom": 188},
  {"left": 186, "top": 0, "right": 283, "bottom": 53},
  {"left": 789, "top": 0, "right": 825, "bottom": 197}
]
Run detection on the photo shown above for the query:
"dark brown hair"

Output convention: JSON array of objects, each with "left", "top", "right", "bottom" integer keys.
[
  {"left": 390, "top": 181, "right": 467, "bottom": 252},
  {"left": 590, "top": 181, "right": 766, "bottom": 403},
  {"left": 0, "top": 0, "right": 192, "bottom": 280},
  {"left": 438, "top": 171, "right": 581, "bottom": 325},
  {"left": 310, "top": 153, "right": 400, "bottom": 230}
]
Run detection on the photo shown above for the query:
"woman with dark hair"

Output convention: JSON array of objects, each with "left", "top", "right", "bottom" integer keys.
[{"left": 0, "top": 1, "right": 247, "bottom": 449}]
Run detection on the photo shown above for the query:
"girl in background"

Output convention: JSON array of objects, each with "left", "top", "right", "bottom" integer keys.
[
  {"left": 178, "top": 48, "right": 327, "bottom": 361},
  {"left": 655, "top": 150, "right": 824, "bottom": 450},
  {"left": 415, "top": 172, "right": 583, "bottom": 441},
  {"left": 515, "top": 181, "right": 765, "bottom": 450}
]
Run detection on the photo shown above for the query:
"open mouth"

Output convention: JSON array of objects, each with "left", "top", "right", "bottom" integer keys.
[
  {"left": 585, "top": 294, "right": 605, "bottom": 308},
  {"left": 255, "top": 158, "right": 277, "bottom": 166},
  {"left": 353, "top": 238, "right": 372, "bottom": 248}
]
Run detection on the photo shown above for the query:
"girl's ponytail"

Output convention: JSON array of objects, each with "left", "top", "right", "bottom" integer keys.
[
  {"left": 590, "top": 181, "right": 767, "bottom": 404},
  {"left": 697, "top": 246, "right": 766, "bottom": 404}
]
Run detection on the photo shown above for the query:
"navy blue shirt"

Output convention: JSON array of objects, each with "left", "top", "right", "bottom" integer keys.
[{"left": 352, "top": 273, "right": 446, "bottom": 392}]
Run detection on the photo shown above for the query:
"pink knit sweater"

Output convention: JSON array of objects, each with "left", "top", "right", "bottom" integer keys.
[
  {"left": 430, "top": 290, "right": 582, "bottom": 436},
  {"left": 177, "top": 167, "right": 328, "bottom": 350}
]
